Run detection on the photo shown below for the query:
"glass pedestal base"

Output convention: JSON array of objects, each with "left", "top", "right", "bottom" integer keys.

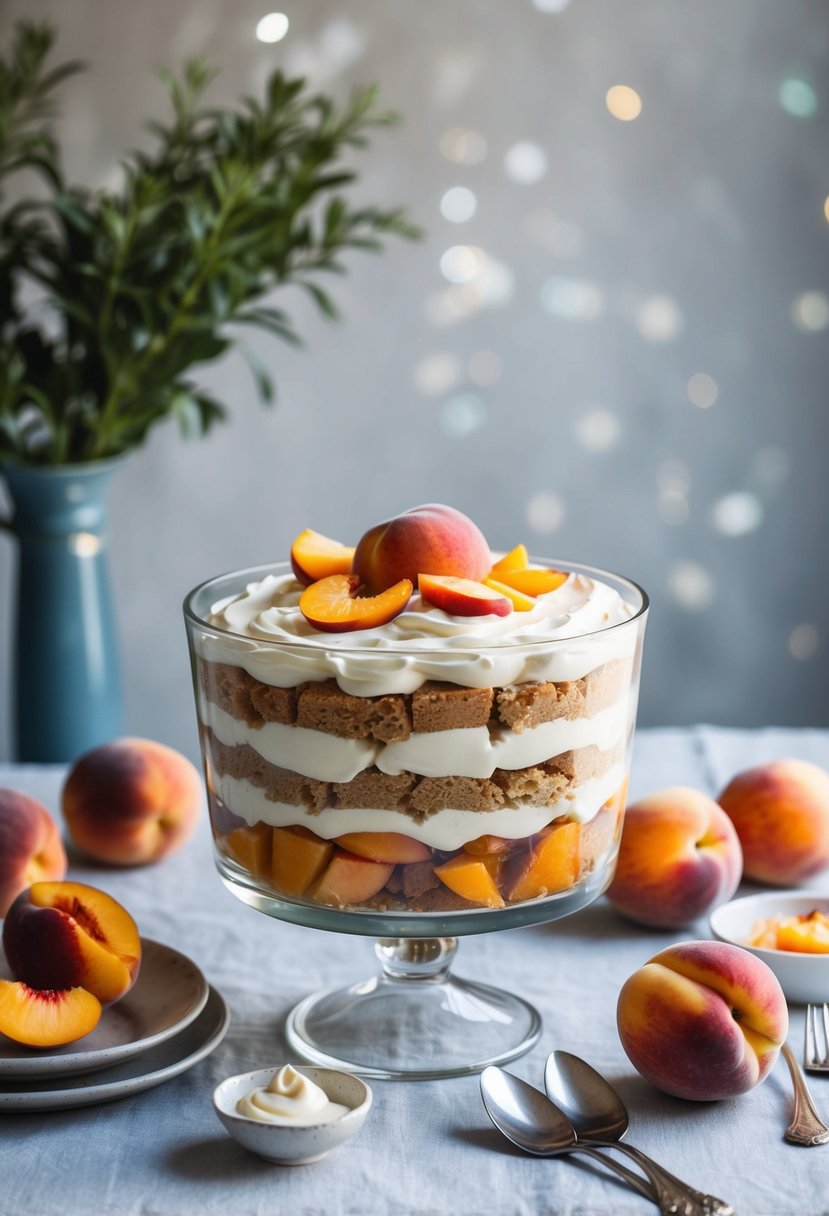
[{"left": 284, "top": 937, "right": 542, "bottom": 1080}]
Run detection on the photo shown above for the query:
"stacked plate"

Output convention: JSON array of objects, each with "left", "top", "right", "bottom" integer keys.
[{"left": 0, "top": 939, "right": 230, "bottom": 1111}]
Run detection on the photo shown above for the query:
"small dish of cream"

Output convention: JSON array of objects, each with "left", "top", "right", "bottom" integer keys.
[{"left": 213, "top": 1063, "right": 371, "bottom": 1164}]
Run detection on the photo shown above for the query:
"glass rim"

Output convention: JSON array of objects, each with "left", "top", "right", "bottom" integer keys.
[{"left": 184, "top": 558, "right": 648, "bottom": 654}]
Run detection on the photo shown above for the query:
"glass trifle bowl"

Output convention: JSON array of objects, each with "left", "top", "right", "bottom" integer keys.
[{"left": 184, "top": 555, "right": 647, "bottom": 1079}]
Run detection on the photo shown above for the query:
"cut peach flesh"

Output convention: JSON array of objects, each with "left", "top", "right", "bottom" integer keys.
[
  {"left": 464, "top": 834, "right": 513, "bottom": 856},
  {"left": 493, "top": 568, "right": 568, "bottom": 597},
  {"left": 504, "top": 822, "right": 581, "bottom": 902},
  {"left": 490, "top": 544, "right": 529, "bottom": 574},
  {"left": 434, "top": 853, "right": 505, "bottom": 908},
  {"left": 272, "top": 827, "right": 334, "bottom": 896},
  {"left": 309, "top": 851, "right": 394, "bottom": 906},
  {"left": 418, "top": 574, "right": 512, "bottom": 618},
  {"left": 25, "top": 881, "right": 141, "bottom": 1004},
  {"left": 334, "top": 831, "right": 431, "bottom": 864},
  {"left": 225, "top": 823, "right": 273, "bottom": 877},
  {"left": 290, "top": 529, "right": 356, "bottom": 586},
  {"left": 483, "top": 577, "right": 536, "bottom": 612},
  {"left": 0, "top": 981, "right": 102, "bottom": 1048},
  {"left": 776, "top": 919, "right": 829, "bottom": 954},
  {"left": 299, "top": 575, "right": 413, "bottom": 633}
]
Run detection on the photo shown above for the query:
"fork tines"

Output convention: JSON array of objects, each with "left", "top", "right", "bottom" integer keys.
[{"left": 805, "top": 1004, "right": 829, "bottom": 1072}]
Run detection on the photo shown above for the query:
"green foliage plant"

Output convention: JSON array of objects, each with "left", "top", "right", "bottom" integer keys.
[{"left": 0, "top": 22, "right": 418, "bottom": 464}]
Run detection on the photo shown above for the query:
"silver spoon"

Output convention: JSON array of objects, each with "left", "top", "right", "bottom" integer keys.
[
  {"left": 480, "top": 1066, "right": 657, "bottom": 1203},
  {"left": 545, "top": 1051, "right": 734, "bottom": 1216}
]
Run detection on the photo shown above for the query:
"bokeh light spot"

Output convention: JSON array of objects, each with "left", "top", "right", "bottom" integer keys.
[
  {"left": 668, "top": 562, "right": 714, "bottom": 611},
  {"left": 440, "top": 186, "right": 478, "bottom": 223},
  {"left": 789, "top": 623, "right": 819, "bottom": 660},
  {"left": 440, "top": 394, "right": 487, "bottom": 437},
  {"left": 526, "top": 490, "right": 566, "bottom": 534},
  {"left": 413, "top": 353, "right": 463, "bottom": 398},
  {"left": 504, "top": 141, "right": 548, "bottom": 185},
  {"left": 542, "top": 276, "right": 604, "bottom": 321},
  {"left": 711, "top": 492, "right": 763, "bottom": 537},
  {"left": 532, "top": 0, "right": 571, "bottom": 11},
  {"left": 636, "top": 294, "right": 684, "bottom": 342},
  {"left": 687, "top": 373, "right": 719, "bottom": 409},
  {"left": 440, "top": 245, "right": 485, "bottom": 284},
  {"left": 575, "top": 408, "right": 621, "bottom": 452},
  {"left": 791, "top": 290, "right": 829, "bottom": 332},
  {"left": 439, "top": 128, "right": 488, "bottom": 165},
  {"left": 778, "top": 78, "right": 818, "bottom": 118},
  {"left": 606, "top": 85, "right": 642, "bottom": 121},
  {"left": 256, "top": 12, "right": 289, "bottom": 42}
]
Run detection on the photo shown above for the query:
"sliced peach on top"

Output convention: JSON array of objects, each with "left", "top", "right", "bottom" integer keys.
[
  {"left": 272, "top": 826, "right": 334, "bottom": 897},
  {"left": 0, "top": 981, "right": 102, "bottom": 1048},
  {"left": 2, "top": 881, "right": 141, "bottom": 1006},
  {"left": 483, "top": 577, "right": 536, "bottom": 612},
  {"left": 224, "top": 823, "right": 273, "bottom": 878},
  {"left": 434, "top": 853, "right": 505, "bottom": 908},
  {"left": 490, "top": 544, "right": 529, "bottom": 574},
  {"left": 309, "top": 851, "right": 394, "bottom": 907},
  {"left": 334, "top": 831, "right": 431, "bottom": 864},
  {"left": 299, "top": 574, "right": 413, "bottom": 633},
  {"left": 503, "top": 821, "right": 581, "bottom": 903},
  {"left": 492, "top": 567, "right": 568, "bottom": 597},
  {"left": 290, "top": 529, "right": 356, "bottom": 586},
  {"left": 418, "top": 574, "right": 512, "bottom": 618}
]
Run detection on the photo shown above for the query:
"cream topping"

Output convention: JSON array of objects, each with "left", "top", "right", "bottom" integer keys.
[
  {"left": 200, "top": 570, "right": 639, "bottom": 694},
  {"left": 215, "top": 765, "right": 625, "bottom": 851},
  {"left": 235, "top": 1064, "right": 348, "bottom": 1125},
  {"left": 200, "top": 695, "right": 631, "bottom": 781}
]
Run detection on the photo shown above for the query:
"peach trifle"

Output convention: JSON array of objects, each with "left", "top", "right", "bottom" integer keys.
[{"left": 184, "top": 505, "right": 647, "bottom": 920}]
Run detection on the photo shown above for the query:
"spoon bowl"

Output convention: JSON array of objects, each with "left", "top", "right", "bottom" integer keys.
[{"left": 480, "top": 1066, "right": 577, "bottom": 1155}]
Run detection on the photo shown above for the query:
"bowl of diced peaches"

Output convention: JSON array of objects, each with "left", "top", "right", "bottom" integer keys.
[{"left": 711, "top": 890, "right": 829, "bottom": 1004}]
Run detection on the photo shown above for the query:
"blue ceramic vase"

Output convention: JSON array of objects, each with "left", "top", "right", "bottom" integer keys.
[{"left": 1, "top": 458, "right": 124, "bottom": 762}]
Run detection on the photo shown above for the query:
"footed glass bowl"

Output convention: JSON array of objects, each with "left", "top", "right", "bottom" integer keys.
[{"left": 184, "top": 560, "right": 648, "bottom": 1078}]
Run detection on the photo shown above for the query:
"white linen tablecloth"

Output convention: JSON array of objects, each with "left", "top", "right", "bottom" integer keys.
[{"left": 1, "top": 727, "right": 828, "bottom": 1216}]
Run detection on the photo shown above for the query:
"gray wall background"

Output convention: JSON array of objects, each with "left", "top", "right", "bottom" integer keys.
[{"left": 1, "top": 0, "right": 828, "bottom": 763}]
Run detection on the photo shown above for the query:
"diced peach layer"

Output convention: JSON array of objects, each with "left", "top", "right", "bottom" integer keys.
[
  {"left": 504, "top": 822, "right": 581, "bottom": 901},
  {"left": 310, "top": 852, "right": 394, "bottom": 907},
  {"left": 334, "top": 831, "right": 431, "bottom": 864},
  {"left": 271, "top": 827, "right": 334, "bottom": 896},
  {"left": 225, "top": 823, "right": 273, "bottom": 877}
]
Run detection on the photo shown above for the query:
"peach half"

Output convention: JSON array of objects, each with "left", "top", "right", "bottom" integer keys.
[
  {"left": 718, "top": 759, "right": 829, "bottom": 886},
  {"left": 299, "top": 574, "right": 412, "bottom": 633},
  {"left": 606, "top": 787, "right": 742, "bottom": 928},
  {"left": 617, "top": 940, "right": 788, "bottom": 1101},
  {"left": 0, "top": 982, "right": 102, "bottom": 1048},
  {"left": 0, "top": 788, "right": 67, "bottom": 917},
  {"left": 3, "top": 881, "right": 141, "bottom": 1006},
  {"left": 352, "top": 504, "right": 492, "bottom": 594},
  {"left": 63, "top": 738, "right": 202, "bottom": 866}
]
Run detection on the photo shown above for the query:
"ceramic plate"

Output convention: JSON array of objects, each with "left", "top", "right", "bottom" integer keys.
[
  {"left": 0, "top": 937, "right": 209, "bottom": 1080},
  {"left": 0, "top": 985, "right": 230, "bottom": 1111}
]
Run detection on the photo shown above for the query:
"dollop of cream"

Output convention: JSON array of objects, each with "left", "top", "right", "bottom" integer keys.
[{"left": 236, "top": 1065, "right": 349, "bottom": 1125}]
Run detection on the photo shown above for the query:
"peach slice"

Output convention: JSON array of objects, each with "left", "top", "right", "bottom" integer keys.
[
  {"left": 290, "top": 529, "right": 356, "bottom": 587},
  {"left": 483, "top": 577, "right": 536, "bottom": 612},
  {"left": 334, "top": 831, "right": 431, "bottom": 864},
  {"left": 271, "top": 827, "right": 334, "bottom": 896},
  {"left": 493, "top": 567, "right": 569, "bottom": 597},
  {"left": 3, "top": 881, "right": 141, "bottom": 1006},
  {"left": 225, "top": 823, "right": 273, "bottom": 878},
  {"left": 0, "top": 982, "right": 102, "bottom": 1048},
  {"left": 299, "top": 574, "right": 413, "bottom": 633},
  {"left": 464, "top": 834, "right": 513, "bottom": 856},
  {"left": 418, "top": 574, "right": 512, "bottom": 618},
  {"left": 490, "top": 544, "right": 529, "bottom": 574},
  {"left": 309, "top": 851, "right": 394, "bottom": 906},
  {"left": 434, "top": 852, "right": 505, "bottom": 908},
  {"left": 504, "top": 822, "right": 581, "bottom": 902}
]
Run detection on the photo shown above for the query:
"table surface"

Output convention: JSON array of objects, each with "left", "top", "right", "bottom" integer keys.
[{"left": 1, "top": 726, "right": 828, "bottom": 1216}]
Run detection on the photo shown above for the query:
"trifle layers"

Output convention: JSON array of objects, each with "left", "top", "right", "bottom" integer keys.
[{"left": 191, "top": 560, "right": 643, "bottom": 912}]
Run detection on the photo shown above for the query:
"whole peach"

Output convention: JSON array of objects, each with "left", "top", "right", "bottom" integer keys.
[
  {"left": 617, "top": 940, "right": 788, "bottom": 1101},
  {"left": 0, "top": 789, "right": 67, "bottom": 916},
  {"left": 606, "top": 787, "right": 742, "bottom": 928},
  {"left": 718, "top": 759, "right": 829, "bottom": 885},
  {"left": 352, "top": 504, "right": 491, "bottom": 593},
  {"left": 62, "top": 738, "right": 202, "bottom": 866}
]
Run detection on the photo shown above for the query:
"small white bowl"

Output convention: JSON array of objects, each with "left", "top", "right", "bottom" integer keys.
[
  {"left": 710, "top": 891, "right": 829, "bottom": 1005},
  {"left": 213, "top": 1065, "right": 372, "bottom": 1164}
]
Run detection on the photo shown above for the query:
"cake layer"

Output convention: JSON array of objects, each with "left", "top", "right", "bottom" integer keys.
[{"left": 211, "top": 765, "right": 626, "bottom": 851}]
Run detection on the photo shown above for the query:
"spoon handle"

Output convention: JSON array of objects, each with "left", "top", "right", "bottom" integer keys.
[
  {"left": 570, "top": 1145, "right": 655, "bottom": 1201},
  {"left": 590, "top": 1139, "right": 734, "bottom": 1216}
]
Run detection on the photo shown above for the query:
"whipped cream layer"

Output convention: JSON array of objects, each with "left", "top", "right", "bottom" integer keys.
[
  {"left": 200, "top": 570, "right": 639, "bottom": 695},
  {"left": 200, "top": 694, "right": 631, "bottom": 782},
  {"left": 214, "top": 765, "right": 625, "bottom": 851}
]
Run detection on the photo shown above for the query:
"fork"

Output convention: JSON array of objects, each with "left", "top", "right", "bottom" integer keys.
[
  {"left": 780, "top": 1044, "right": 829, "bottom": 1145},
  {"left": 805, "top": 1004, "right": 829, "bottom": 1073}
]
